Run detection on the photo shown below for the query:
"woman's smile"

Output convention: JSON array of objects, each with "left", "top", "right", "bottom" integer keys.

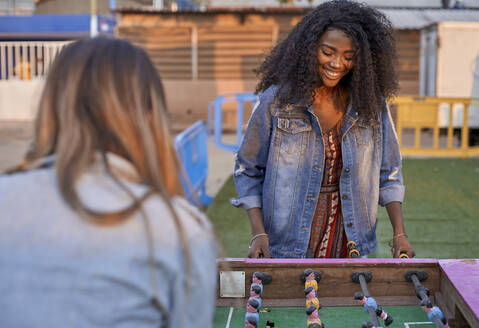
[{"left": 322, "top": 68, "right": 343, "bottom": 80}]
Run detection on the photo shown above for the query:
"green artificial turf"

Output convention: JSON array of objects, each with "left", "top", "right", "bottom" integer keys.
[
  {"left": 207, "top": 175, "right": 251, "bottom": 258},
  {"left": 207, "top": 158, "right": 479, "bottom": 258},
  {"left": 375, "top": 158, "right": 479, "bottom": 258},
  {"left": 214, "top": 305, "right": 434, "bottom": 328}
]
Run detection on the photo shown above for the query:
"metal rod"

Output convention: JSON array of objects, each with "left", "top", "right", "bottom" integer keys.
[
  {"left": 358, "top": 274, "right": 370, "bottom": 297},
  {"left": 367, "top": 306, "right": 380, "bottom": 327},
  {"left": 358, "top": 274, "right": 379, "bottom": 326},
  {"left": 410, "top": 273, "right": 445, "bottom": 328},
  {"left": 411, "top": 273, "right": 432, "bottom": 305},
  {"left": 410, "top": 273, "right": 421, "bottom": 287},
  {"left": 432, "top": 315, "right": 446, "bottom": 328}
]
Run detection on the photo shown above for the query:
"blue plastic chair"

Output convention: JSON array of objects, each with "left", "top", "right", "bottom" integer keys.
[
  {"left": 174, "top": 121, "right": 213, "bottom": 207},
  {"left": 208, "top": 92, "right": 259, "bottom": 152}
]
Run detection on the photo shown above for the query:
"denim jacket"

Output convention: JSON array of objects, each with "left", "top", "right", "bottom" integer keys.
[{"left": 231, "top": 86, "right": 404, "bottom": 258}]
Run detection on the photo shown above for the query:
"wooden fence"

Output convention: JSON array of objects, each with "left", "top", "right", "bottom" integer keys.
[{"left": 118, "top": 25, "right": 278, "bottom": 80}]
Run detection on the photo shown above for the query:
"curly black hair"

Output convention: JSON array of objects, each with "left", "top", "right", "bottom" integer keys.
[{"left": 256, "top": 0, "right": 398, "bottom": 120}]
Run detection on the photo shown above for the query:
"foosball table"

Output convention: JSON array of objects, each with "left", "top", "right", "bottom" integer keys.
[{"left": 214, "top": 258, "right": 479, "bottom": 328}]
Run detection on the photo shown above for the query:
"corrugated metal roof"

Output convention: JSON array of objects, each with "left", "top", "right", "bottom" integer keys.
[
  {"left": 117, "top": 6, "right": 479, "bottom": 30},
  {"left": 208, "top": 0, "right": 479, "bottom": 9},
  {"left": 382, "top": 9, "right": 479, "bottom": 29},
  {"left": 116, "top": 6, "right": 309, "bottom": 13}
]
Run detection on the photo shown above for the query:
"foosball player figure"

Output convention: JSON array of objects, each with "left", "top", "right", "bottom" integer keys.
[
  {"left": 244, "top": 315, "right": 257, "bottom": 328},
  {"left": 306, "top": 304, "right": 324, "bottom": 328},
  {"left": 375, "top": 305, "right": 392, "bottom": 326},
  {"left": 362, "top": 322, "right": 382, "bottom": 328},
  {"left": 305, "top": 286, "right": 321, "bottom": 310},
  {"left": 251, "top": 271, "right": 273, "bottom": 295},
  {"left": 301, "top": 269, "right": 321, "bottom": 293},
  {"left": 245, "top": 297, "right": 260, "bottom": 326},
  {"left": 421, "top": 299, "right": 450, "bottom": 328},
  {"left": 250, "top": 284, "right": 262, "bottom": 308},
  {"left": 354, "top": 292, "right": 393, "bottom": 326}
]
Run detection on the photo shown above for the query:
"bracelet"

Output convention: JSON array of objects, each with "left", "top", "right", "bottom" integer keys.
[
  {"left": 393, "top": 233, "right": 408, "bottom": 239},
  {"left": 249, "top": 233, "right": 268, "bottom": 248}
]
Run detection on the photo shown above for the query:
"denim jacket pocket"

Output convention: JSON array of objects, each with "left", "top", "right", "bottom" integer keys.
[
  {"left": 277, "top": 118, "right": 312, "bottom": 154},
  {"left": 353, "top": 123, "right": 377, "bottom": 146}
]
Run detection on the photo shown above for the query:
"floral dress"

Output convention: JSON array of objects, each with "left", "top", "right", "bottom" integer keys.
[{"left": 307, "top": 122, "right": 348, "bottom": 258}]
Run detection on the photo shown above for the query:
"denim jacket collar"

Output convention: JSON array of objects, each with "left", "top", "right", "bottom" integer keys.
[
  {"left": 303, "top": 96, "right": 359, "bottom": 120},
  {"left": 304, "top": 98, "right": 360, "bottom": 137}
]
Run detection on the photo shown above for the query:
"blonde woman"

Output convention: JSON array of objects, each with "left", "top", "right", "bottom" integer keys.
[{"left": 0, "top": 38, "right": 217, "bottom": 327}]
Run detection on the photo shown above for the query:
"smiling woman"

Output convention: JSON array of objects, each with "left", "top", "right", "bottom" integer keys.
[
  {"left": 231, "top": 0, "right": 415, "bottom": 260},
  {"left": 316, "top": 29, "right": 356, "bottom": 89}
]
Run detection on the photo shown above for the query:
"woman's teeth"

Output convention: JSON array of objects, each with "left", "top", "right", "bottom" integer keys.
[{"left": 324, "top": 69, "right": 341, "bottom": 79}]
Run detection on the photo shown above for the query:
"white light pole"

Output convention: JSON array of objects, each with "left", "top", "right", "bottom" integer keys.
[
  {"left": 90, "top": 0, "right": 98, "bottom": 38},
  {"left": 154, "top": 0, "right": 164, "bottom": 9}
]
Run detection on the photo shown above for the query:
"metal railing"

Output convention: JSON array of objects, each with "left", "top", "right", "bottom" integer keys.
[
  {"left": 389, "top": 97, "right": 479, "bottom": 157},
  {"left": 0, "top": 41, "right": 71, "bottom": 80},
  {"left": 208, "top": 92, "right": 259, "bottom": 152}
]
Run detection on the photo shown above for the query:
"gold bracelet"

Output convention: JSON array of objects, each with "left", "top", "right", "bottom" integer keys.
[
  {"left": 249, "top": 233, "right": 268, "bottom": 248},
  {"left": 393, "top": 233, "right": 408, "bottom": 239}
]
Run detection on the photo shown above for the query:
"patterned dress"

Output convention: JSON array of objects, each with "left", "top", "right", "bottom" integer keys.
[{"left": 307, "top": 122, "right": 348, "bottom": 258}]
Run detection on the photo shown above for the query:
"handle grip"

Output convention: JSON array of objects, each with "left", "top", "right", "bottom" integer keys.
[{"left": 347, "top": 241, "right": 360, "bottom": 258}]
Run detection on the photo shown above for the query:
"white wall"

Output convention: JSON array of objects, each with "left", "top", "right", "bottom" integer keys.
[
  {"left": 0, "top": 79, "right": 257, "bottom": 125},
  {"left": 435, "top": 22, "right": 479, "bottom": 127},
  {"left": 437, "top": 22, "right": 479, "bottom": 98},
  {"left": 0, "top": 80, "right": 44, "bottom": 121}
]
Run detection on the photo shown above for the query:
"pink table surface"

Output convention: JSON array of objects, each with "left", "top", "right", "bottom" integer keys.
[
  {"left": 439, "top": 259, "right": 479, "bottom": 321},
  {"left": 219, "top": 257, "right": 438, "bottom": 265}
]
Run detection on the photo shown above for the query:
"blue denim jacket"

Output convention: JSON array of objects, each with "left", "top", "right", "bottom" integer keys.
[{"left": 231, "top": 86, "right": 404, "bottom": 258}]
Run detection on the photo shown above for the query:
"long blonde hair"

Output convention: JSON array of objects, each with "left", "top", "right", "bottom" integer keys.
[{"left": 12, "top": 37, "right": 190, "bottom": 323}]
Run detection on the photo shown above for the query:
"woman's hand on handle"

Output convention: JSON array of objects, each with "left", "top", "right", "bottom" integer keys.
[
  {"left": 392, "top": 234, "right": 415, "bottom": 258},
  {"left": 248, "top": 234, "right": 270, "bottom": 258},
  {"left": 385, "top": 201, "right": 415, "bottom": 258}
]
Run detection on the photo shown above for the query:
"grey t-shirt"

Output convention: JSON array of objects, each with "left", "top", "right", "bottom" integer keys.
[{"left": 0, "top": 154, "right": 217, "bottom": 327}]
